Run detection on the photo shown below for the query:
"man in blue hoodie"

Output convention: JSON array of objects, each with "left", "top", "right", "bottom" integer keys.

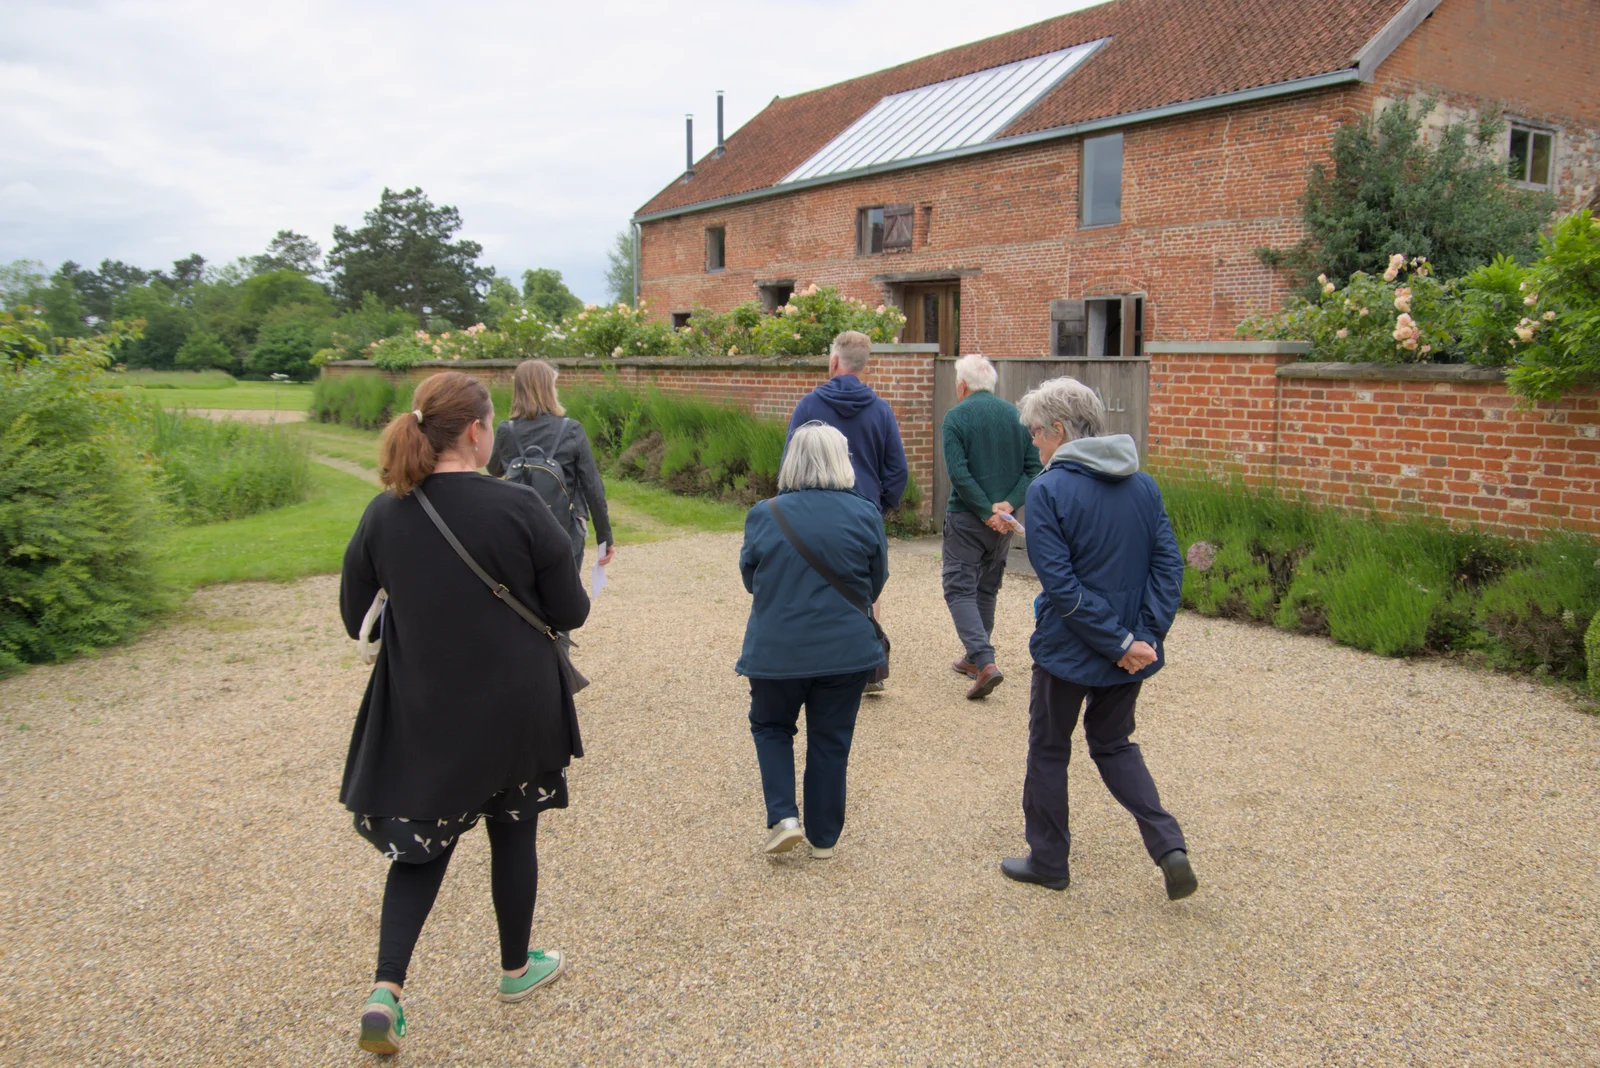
[
  {"left": 787, "top": 330, "right": 908, "bottom": 517},
  {"left": 997, "top": 376, "right": 1197, "bottom": 902}
]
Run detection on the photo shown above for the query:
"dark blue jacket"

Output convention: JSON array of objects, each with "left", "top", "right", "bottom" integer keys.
[
  {"left": 736, "top": 489, "right": 889, "bottom": 680},
  {"left": 1025, "top": 435, "right": 1184, "bottom": 688},
  {"left": 787, "top": 375, "right": 908, "bottom": 515}
]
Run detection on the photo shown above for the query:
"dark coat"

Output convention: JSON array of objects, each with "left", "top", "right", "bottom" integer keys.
[
  {"left": 339, "top": 472, "right": 591, "bottom": 818},
  {"left": 487, "top": 413, "right": 614, "bottom": 549},
  {"left": 737, "top": 488, "right": 889, "bottom": 680},
  {"left": 1024, "top": 436, "right": 1184, "bottom": 688},
  {"left": 787, "top": 375, "right": 908, "bottom": 515}
]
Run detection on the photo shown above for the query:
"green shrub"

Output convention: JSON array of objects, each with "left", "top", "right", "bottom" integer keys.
[
  {"left": 0, "top": 313, "right": 170, "bottom": 674},
  {"left": 140, "top": 406, "right": 312, "bottom": 524},
  {"left": 1473, "top": 535, "right": 1600, "bottom": 679},
  {"left": 1586, "top": 609, "right": 1600, "bottom": 696},
  {"left": 310, "top": 374, "right": 400, "bottom": 429}
]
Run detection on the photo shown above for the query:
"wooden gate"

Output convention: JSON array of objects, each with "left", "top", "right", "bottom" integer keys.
[{"left": 931, "top": 357, "right": 1149, "bottom": 515}]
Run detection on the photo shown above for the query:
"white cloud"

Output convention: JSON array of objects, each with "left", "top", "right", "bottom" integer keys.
[{"left": 0, "top": 0, "right": 1098, "bottom": 302}]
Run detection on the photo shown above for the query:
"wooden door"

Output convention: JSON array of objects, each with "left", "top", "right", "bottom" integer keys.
[{"left": 902, "top": 284, "right": 960, "bottom": 360}]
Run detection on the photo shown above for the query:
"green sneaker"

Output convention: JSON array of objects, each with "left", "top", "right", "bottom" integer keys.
[
  {"left": 357, "top": 988, "right": 405, "bottom": 1055},
  {"left": 497, "top": 949, "right": 566, "bottom": 1003}
]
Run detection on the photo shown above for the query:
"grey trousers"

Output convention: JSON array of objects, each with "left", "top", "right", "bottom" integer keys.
[
  {"left": 1023, "top": 666, "right": 1187, "bottom": 878},
  {"left": 941, "top": 510, "right": 1012, "bottom": 668}
]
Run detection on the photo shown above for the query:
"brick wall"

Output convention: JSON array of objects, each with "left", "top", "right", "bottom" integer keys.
[
  {"left": 322, "top": 352, "right": 940, "bottom": 515},
  {"left": 1148, "top": 345, "right": 1600, "bottom": 536}
]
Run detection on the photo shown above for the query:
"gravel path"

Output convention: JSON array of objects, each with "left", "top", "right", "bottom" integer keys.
[{"left": 1, "top": 534, "right": 1597, "bottom": 1066}]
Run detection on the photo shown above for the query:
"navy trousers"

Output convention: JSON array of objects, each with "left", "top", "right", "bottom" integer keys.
[
  {"left": 1023, "top": 665, "right": 1186, "bottom": 878},
  {"left": 748, "top": 672, "right": 869, "bottom": 849}
]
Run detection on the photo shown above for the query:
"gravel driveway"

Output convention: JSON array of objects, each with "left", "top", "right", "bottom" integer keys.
[{"left": 1, "top": 533, "right": 1596, "bottom": 1066}]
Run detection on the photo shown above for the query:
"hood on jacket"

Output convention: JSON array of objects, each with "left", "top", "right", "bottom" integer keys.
[
  {"left": 1048, "top": 434, "right": 1140, "bottom": 480},
  {"left": 813, "top": 374, "right": 878, "bottom": 417}
]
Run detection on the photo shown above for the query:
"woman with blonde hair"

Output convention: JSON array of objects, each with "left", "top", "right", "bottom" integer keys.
[
  {"left": 340, "top": 371, "right": 591, "bottom": 1055},
  {"left": 488, "top": 359, "right": 615, "bottom": 569}
]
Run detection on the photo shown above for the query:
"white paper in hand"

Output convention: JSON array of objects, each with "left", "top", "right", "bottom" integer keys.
[
  {"left": 1000, "top": 513, "right": 1026, "bottom": 536},
  {"left": 591, "top": 542, "right": 608, "bottom": 596}
]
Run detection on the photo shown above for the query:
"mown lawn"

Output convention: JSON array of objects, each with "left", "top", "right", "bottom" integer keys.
[{"left": 106, "top": 371, "right": 316, "bottom": 412}]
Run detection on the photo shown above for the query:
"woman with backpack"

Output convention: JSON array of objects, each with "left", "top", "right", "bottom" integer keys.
[
  {"left": 488, "top": 359, "right": 616, "bottom": 570},
  {"left": 340, "top": 371, "right": 591, "bottom": 1055}
]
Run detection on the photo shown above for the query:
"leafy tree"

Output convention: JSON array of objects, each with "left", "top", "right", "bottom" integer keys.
[
  {"left": 175, "top": 330, "right": 235, "bottom": 371},
  {"left": 1260, "top": 98, "right": 1557, "bottom": 296},
  {"left": 113, "top": 283, "right": 194, "bottom": 368},
  {"left": 604, "top": 229, "right": 637, "bottom": 304},
  {"left": 328, "top": 186, "right": 492, "bottom": 324},
  {"left": 323, "top": 292, "right": 420, "bottom": 359},
  {"left": 247, "top": 304, "right": 330, "bottom": 380},
  {"left": 0, "top": 260, "right": 47, "bottom": 308},
  {"left": 249, "top": 229, "right": 323, "bottom": 277},
  {"left": 36, "top": 271, "right": 88, "bottom": 339},
  {"left": 238, "top": 269, "right": 331, "bottom": 326},
  {"left": 66, "top": 260, "right": 152, "bottom": 324},
  {"left": 1504, "top": 211, "right": 1600, "bottom": 400},
  {"left": 167, "top": 254, "right": 207, "bottom": 294},
  {"left": 522, "top": 267, "right": 583, "bottom": 322}
]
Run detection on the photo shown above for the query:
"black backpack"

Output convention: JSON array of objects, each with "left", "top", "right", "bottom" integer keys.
[{"left": 500, "top": 418, "right": 575, "bottom": 526}]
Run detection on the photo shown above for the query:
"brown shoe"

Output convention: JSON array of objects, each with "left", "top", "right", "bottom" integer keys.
[
  {"left": 967, "top": 664, "right": 1003, "bottom": 700},
  {"left": 952, "top": 658, "right": 979, "bottom": 679}
]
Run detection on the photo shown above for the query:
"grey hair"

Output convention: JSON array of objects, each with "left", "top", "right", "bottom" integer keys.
[
  {"left": 1016, "top": 376, "right": 1106, "bottom": 442},
  {"left": 954, "top": 354, "right": 997, "bottom": 392},
  {"left": 778, "top": 422, "right": 857, "bottom": 492},
  {"left": 830, "top": 330, "right": 872, "bottom": 373}
]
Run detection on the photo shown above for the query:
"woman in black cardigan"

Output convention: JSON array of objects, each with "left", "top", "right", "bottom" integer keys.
[{"left": 339, "top": 371, "right": 590, "bottom": 1055}]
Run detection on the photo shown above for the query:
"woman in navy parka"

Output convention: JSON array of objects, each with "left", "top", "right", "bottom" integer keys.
[{"left": 998, "top": 376, "right": 1198, "bottom": 901}]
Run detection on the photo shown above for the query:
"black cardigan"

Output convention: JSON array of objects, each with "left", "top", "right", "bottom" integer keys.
[
  {"left": 339, "top": 472, "right": 591, "bottom": 818},
  {"left": 487, "top": 414, "right": 614, "bottom": 549}
]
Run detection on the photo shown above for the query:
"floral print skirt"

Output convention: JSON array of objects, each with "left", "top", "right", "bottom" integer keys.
[{"left": 353, "top": 768, "right": 568, "bottom": 864}]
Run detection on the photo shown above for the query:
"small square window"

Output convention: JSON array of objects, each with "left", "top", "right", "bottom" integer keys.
[
  {"left": 1082, "top": 132, "right": 1124, "bottom": 226},
  {"left": 670, "top": 311, "right": 692, "bottom": 330},
  {"left": 857, "top": 207, "right": 885, "bottom": 254},
  {"left": 757, "top": 282, "right": 794, "bottom": 313},
  {"left": 1509, "top": 125, "right": 1554, "bottom": 188},
  {"left": 705, "top": 226, "right": 725, "bottom": 272}
]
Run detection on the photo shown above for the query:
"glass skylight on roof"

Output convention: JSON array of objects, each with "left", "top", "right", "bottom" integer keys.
[{"left": 780, "top": 40, "right": 1106, "bottom": 185}]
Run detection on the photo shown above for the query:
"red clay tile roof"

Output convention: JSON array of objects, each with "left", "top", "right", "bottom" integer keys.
[{"left": 635, "top": 0, "right": 1412, "bottom": 218}]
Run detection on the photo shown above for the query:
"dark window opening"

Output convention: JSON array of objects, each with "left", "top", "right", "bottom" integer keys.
[
  {"left": 1082, "top": 132, "right": 1124, "bottom": 226},
  {"left": 1052, "top": 294, "right": 1144, "bottom": 357},
  {"left": 857, "top": 207, "right": 884, "bottom": 254},
  {"left": 1509, "top": 125, "right": 1554, "bottom": 188},
  {"left": 705, "top": 226, "right": 726, "bottom": 272},
  {"left": 670, "top": 311, "right": 693, "bottom": 330},
  {"left": 757, "top": 282, "right": 794, "bottom": 313},
  {"left": 921, "top": 292, "right": 940, "bottom": 344}
]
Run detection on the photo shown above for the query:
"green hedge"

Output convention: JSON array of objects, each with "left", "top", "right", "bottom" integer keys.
[
  {"left": 141, "top": 406, "right": 312, "bottom": 524},
  {"left": 309, "top": 373, "right": 512, "bottom": 429},
  {"left": 1161, "top": 470, "right": 1600, "bottom": 684}
]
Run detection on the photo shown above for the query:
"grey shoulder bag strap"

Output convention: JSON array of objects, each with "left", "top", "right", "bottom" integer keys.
[
  {"left": 767, "top": 497, "right": 890, "bottom": 683},
  {"left": 413, "top": 485, "right": 590, "bottom": 694}
]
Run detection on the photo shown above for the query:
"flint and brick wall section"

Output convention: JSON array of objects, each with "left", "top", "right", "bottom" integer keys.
[{"left": 1147, "top": 343, "right": 1600, "bottom": 537}]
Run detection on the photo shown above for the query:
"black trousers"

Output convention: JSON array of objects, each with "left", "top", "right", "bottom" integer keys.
[
  {"left": 374, "top": 814, "right": 540, "bottom": 985},
  {"left": 1022, "top": 665, "right": 1186, "bottom": 878},
  {"left": 748, "top": 673, "right": 869, "bottom": 849}
]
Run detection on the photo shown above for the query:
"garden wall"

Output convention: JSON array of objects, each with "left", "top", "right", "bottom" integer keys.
[
  {"left": 322, "top": 345, "right": 940, "bottom": 515},
  {"left": 1147, "top": 342, "right": 1600, "bottom": 537}
]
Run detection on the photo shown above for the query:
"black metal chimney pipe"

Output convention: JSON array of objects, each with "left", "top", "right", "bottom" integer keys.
[
  {"left": 684, "top": 114, "right": 694, "bottom": 179},
  {"left": 715, "top": 91, "right": 726, "bottom": 157}
]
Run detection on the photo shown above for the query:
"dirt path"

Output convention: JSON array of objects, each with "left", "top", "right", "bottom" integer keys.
[{"left": 1, "top": 536, "right": 1596, "bottom": 1066}]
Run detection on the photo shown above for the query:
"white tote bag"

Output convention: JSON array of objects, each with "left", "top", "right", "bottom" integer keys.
[{"left": 357, "top": 589, "right": 388, "bottom": 666}]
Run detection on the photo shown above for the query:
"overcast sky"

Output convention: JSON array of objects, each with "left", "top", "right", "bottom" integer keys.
[{"left": 1, "top": 0, "right": 1101, "bottom": 303}]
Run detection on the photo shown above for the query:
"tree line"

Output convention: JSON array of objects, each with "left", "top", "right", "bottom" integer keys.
[{"left": 0, "top": 187, "right": 627, "bottom": 380}]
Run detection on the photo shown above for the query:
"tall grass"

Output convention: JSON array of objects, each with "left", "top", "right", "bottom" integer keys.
[
  {"left": 142, "top": 406, "right": 313, "bottom": 524},
  {"left": 310, "top": 374, "right": 510, "bottom": 429},
  {"left": 1158, "top": 468, "right": 1600, "bottom": 681}
]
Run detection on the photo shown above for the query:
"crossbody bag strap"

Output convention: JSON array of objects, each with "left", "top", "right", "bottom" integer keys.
[
  {"left": 413, "top": 485, "right": 561, "bottom": 643},
  {"left": 768, "top": 498, "right": 881, "bottom": 634}
]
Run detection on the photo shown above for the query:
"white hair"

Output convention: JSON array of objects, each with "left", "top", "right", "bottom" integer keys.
[
  {"left": 830, "top": 331, "right": 872, "bottom": 373},
  {"left": 1016, "top": 376, "right": 1106, "bottom": 442},
  {"left": 778, "top": 422, "right": 857, "bottom": 492},
  {"left": 954, "top": 354, "right": 997, "bottom": 392}
]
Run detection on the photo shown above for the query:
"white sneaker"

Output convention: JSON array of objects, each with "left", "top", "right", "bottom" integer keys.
[
  {"left": 808, "top": 841, "right": 834, "bottom": 859},
  {"left": 863, "top": 680, "right": 885, "bottom": 694},
  {"left": 763, "top": 817, "right": 804, "bottom": 854}
]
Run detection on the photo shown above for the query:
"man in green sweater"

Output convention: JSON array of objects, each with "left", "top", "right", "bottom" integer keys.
[{"left": 942, "top": 354, "right": 1042, "bottom": 699}]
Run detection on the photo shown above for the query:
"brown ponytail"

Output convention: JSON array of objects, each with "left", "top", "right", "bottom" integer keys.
[{"left": 379, "top": 371, "right": 493, "bottom": 496}]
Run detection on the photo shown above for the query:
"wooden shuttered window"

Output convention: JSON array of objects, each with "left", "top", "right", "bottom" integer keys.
[
  {"left": 1051, "top": 299, "right": 1085, "bottom": 357},
  {"left": 883, "top": 203, "right": 913, "bottom": 251}
]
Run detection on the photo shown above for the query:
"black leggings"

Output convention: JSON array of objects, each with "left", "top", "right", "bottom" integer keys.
[{"left": 374, "top": 814, "right": 540, "bottom": 986}]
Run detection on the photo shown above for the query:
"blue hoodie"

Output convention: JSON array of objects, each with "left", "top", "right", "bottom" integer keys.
[
  {"left": 787, "top": 374, "right": 908, "bottom": 515},
  {"left": 1024, "top": 435, "right": 1185, "bottom": 688}
]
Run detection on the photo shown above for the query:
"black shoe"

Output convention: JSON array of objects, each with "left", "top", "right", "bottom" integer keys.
[
  {"left": 999, "top": 856, "right": 1069, "bottom": 891},
  {"left": 1158, "top": 849, "right": 1198, "bottom": 900}
]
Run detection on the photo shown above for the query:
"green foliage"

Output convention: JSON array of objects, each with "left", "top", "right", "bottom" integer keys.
[
  {"left": 565, "top": 301, "right": 680, "bottom": 360},
  {"left": 319, "top": 293, "right": 420, "bottom": 362},
  {"left": 113, "top": 282, "right": 195, "bottom": 369},
  {"left": 1260, "top": 97, "right": 1557, "bottom": 294},
  {"left": 1502, "top": 212, "right": 1600, "bottom": 400},
  {"left": 175, "top": 330, "right": 234, "bottom": 371},
  {"left": 1241, "top": 255, "right": 1454, "bottom": 363},
  {"left": 0, "top": 313, "right": 169, "bottom": 674},
  {"left": 1160, "top": 469, "right": 1600, "bottom": 682},
  {"left": 1586, "top": 608, "right": 1600, "bottom": 696},
  {"left": 238, "top": 270, "right": 331, "bottom": 324},
  {"left": 521, "top": 268, "right": 583, "bottom": 323},
  {"left": 309, "top": 373, "right": 411, "bottom": 429},
  {"left": 1456, "top": 254, "right": 1533, "bottom": 367},
  {"left": 328, "top": 186, "right": 493, "bottom": 325},
  {"left": 108, "top": 369, "right": 238, "bottom": 389},
  {"left": 139, "top": 406, "right": 312, "bottom": 525},
  {"left": 247, "top": 229, "right": 323, "bottom": 278},
  {"left": 247, "top": 306, "right": 330, "bottom": 380},
  {"left": 605, "top": 229, "right": 637, "bottom": 304}
]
